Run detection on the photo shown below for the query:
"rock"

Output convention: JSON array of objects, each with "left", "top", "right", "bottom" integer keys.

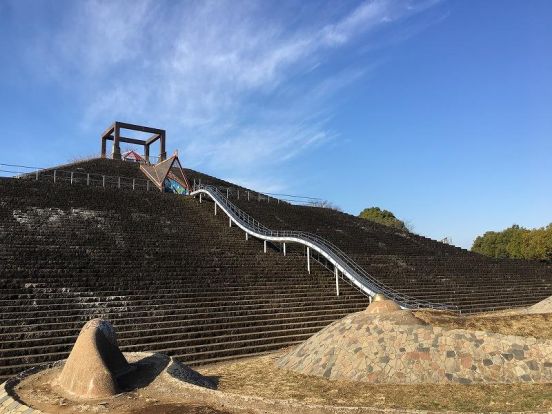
[
  {"left": 366, "top": 293, "right": 401, "bottom": 314},
  {"left": 56, "top": 318, "right": 132, "bottom": 400}
]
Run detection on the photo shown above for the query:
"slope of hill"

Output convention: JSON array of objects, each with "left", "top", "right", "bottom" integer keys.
[{"left": 0, "top": 173, "right": 367, "bottom": 381}]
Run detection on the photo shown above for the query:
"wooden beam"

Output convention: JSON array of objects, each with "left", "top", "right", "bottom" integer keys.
[
  {"left": 145, "top": 133, "right": 161, "bottom": 145},
  {"left": 115, "top": 121, "right": 165, "bottom": 136},
  {"left": 100, "top": 124, "right": 115, "bottom": 140},
  {"left": 104, "top": 135, "right": 148, "bottom": 146}
]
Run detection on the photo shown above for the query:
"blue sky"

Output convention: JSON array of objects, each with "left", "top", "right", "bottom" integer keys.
[{"left": 0, "top": 0, "right": 550, "bottom": 248}]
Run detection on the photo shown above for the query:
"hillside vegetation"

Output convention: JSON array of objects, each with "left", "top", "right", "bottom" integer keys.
[
  {"left": 472, "top": 224, "right": 552, "bottom": 262},
  {"left": 358, "top": 207, "right": 409, "bottom": 232}
]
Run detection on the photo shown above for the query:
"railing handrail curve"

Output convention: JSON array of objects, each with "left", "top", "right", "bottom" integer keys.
[{"left": 192, "top": 183, "right": 457, "bottom": 311}]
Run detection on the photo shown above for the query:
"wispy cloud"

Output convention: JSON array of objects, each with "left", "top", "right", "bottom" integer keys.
[{"left": 20, "top": 0, "right": 440, "bottom": 187}]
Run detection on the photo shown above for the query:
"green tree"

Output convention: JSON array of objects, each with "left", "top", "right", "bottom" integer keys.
[
  {"left": 471, "top": 223, "right": 552, "bottom": 262},
  {"left": 358, "top": 207, "right": 409, "bottom": 232}
]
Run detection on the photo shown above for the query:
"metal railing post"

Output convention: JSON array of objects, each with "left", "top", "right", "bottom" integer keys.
[
  {"left": 132, "top": 179, "right": 135, "bottom": 190},
  {"left": 245, "top": 232, "right": 249, "bottom": 241},
  {"left": 226, "top": 188, "right": 229, "bottom": 198},
  {"left": 199, "top": 193, "right": 202, "bottom": 203},
  {"left": 335, "top": 266, "right": 340, "bottom": 296},
  {"left": 307, "top": 246, "right": 311, "bottom": 273},
  {"left": 247, "top": 191, "right": 250, "bottom": 201},
  {"left": 229, "top": 217, "right": 232, "bottom": 227},
  {"left": 53, "top": 170, "right": 56, "bottom": 184},
  {"left": 264, "top": 240, "right": 267, "bottom": 253},
  {"left": 70, "top": 171, "right": 73, "bottom": 185},
  {"left": 214, "top": 203, "right": 217, "bottom": 215},
  {"left": 283, "top": 242, "right": 286, "bottom": 256}
]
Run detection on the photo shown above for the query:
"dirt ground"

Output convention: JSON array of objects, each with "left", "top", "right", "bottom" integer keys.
[
  {"left": 198, "top": 351, "right": 552, "bottom": 413},
  {"left": 196, "top": 311, "right": 552, "bottom": 413},
  {"left": 13, "top": 311, "right": 552, "bottom": 413},
  {"left": 14, "top": 354, "right": 234, "bottom": 414}
]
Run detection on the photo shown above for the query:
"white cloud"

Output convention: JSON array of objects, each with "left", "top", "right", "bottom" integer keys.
[{"left": 23, "top": 0, "right": 440, "bottom": 190}]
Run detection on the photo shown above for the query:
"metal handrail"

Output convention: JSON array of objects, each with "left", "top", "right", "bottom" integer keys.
[
  {"left": 203, "top": 183, "right": 324, "bottom": 206},
  {"left": 192, "top": 183, "right": 457, "bottom": 311}
]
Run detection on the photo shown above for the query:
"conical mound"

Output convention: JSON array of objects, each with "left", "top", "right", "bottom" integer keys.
[
  {"left": 57, "top": 319, "right": 131, "bottom": 400},
  {"left": 365, "top": 293, "right": 402, "bottom": 314}
]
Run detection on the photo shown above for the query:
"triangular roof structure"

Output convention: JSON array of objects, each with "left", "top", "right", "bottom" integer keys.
[
  {"left": 140, "top": 153, "right": 191, "bottom": 191},
  {"left": 122, "top": 150, "right": 144, "bottom": 163}
]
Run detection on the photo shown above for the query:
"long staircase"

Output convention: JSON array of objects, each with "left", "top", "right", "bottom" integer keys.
[
  {"left": 2, "top": 156, "right": 552, "bottom": 381},
  {"left": 182, "top": 167, "right": 552, "bottom": 313},
  {"left": 0, "top": 177, "right": 368, "bottom": 382}
]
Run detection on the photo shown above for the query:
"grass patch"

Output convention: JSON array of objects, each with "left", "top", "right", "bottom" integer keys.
[{"left": 414, "top": 309, "right": 552, "bottom": 339}]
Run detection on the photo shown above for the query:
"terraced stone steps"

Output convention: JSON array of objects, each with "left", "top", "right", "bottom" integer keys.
[{"left": 0, "top": 175, "right": 369, "bottom": 381}]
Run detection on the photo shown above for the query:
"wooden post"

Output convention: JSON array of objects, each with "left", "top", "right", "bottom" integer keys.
[
  {"left": 160, "top": 131, "right": 166, "bottom": 161},
  {"left": 112, "top": 123, "right": 121, "bottom": 160},
  {"left": 264, "top": 240, "right": 267, "bottom": 253},
  {"left": 101, "top": 136, "right": 107, "bottom": 158}
]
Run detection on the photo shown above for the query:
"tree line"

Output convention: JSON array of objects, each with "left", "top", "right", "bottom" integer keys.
[{"left": 471, "top": 224, "right": 552, "bottom": 262}]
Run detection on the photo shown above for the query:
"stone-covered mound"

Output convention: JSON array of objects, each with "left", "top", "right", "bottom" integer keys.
[{"left": 277, "top": 307, "right": 552, "bottom": 384}]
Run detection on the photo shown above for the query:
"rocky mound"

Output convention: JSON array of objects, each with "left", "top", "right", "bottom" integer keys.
[{"left": 277, "top": 297, "right": 552, "bottom": 384}]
